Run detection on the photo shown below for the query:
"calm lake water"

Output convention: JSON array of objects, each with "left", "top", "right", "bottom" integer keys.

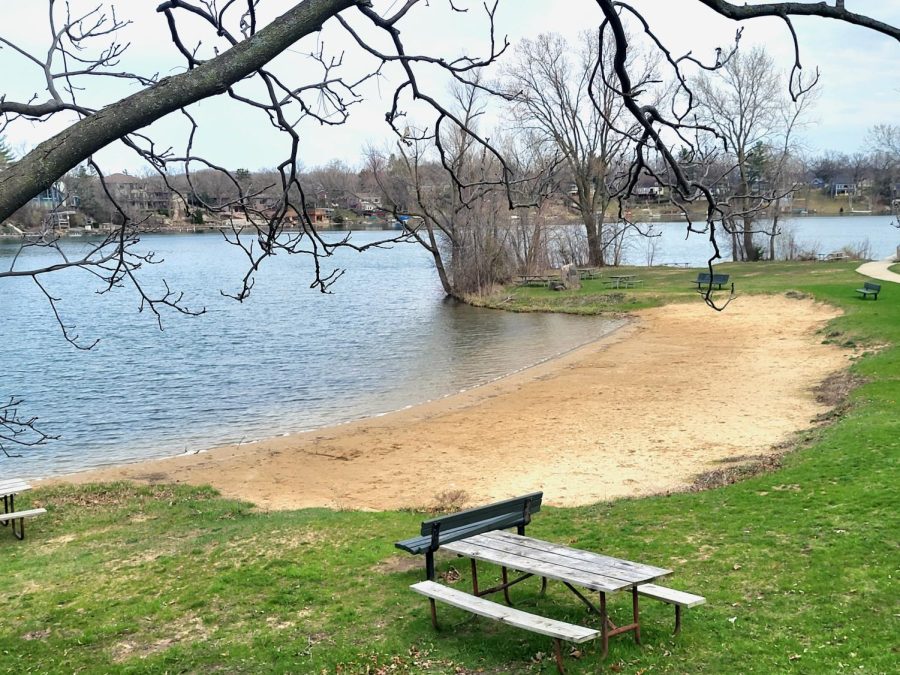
[
  {"left": 1, "top": 232, "right": 624, "bottom": 478},
  {"left": 1, "top": 215, "right": 894, "bottom": 479},
  {"left": 623, "top": 215, "right": 898, "bottom": 265}
]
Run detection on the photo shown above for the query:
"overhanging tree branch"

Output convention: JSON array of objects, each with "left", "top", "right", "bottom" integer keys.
[{"left": 0, "top": 0, "right": 360, "bottom": 223}]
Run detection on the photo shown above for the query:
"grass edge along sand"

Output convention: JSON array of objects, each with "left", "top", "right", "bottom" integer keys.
[{"left": 2, "top": 261, "right": 898, "bottom": 673}]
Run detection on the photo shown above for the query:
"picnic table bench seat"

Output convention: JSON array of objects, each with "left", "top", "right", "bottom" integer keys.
[
  {"left": 1, "top": 507, "right": 47, "bottom": 540},
  {"left": 396, "top": 492, "right": 542, "bottom": 580},
  {"left": 637, "top": 583, "right": 706, "bottom": 634},
  {"left": 855, "top": 282, "right": 881, "bottom": 300},
  {"left": 694, "top": 272, "right": 730, "bottom": 289},
  {"left": 412, "top": 580, "right": 598, "bottom": 673}
]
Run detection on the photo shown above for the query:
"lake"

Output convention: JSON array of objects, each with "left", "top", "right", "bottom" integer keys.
[
  {"left": 0, "top": 232, "right": 624, "bottom": 478},
  {"left": 1, "top": 215, "right": 894, "bottom": 478}
]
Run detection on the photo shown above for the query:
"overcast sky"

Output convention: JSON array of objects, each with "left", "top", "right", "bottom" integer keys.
[{"left": 2, "top": 0, "right": 898, "bottom": 173}]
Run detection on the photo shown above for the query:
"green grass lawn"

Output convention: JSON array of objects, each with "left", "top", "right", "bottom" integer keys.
[{"left": 2, "top": 262, "right": 897, "bottom": 674}]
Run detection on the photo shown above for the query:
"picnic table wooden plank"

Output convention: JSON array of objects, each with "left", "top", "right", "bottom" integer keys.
[
  {"left": 637, "top": 584, "right": 706, "bottom": 608},
  {"left": 0, "top": 482, "right": 31, "bottom": 499},
  {"left": 485, "top": 531, "right": 672, "bottom": 582},
  {"left": 411, "top": 581, "right": 601, "bottom": 643},
  {"left": 442, "top": 538, "right": 630, "bottom": 593},
  {"left": 0, "top": 479, "right": 30, "bottom": 489},
  {"left": 461, "top": 533, "right": 650, "bottom": 583}
]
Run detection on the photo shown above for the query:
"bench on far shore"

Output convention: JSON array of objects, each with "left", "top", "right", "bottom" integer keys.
[
  {"left": 694, "top": 272, "right": 730, "bottom": 290},
  {"left": 855, "top": 281, "right": 881, "bottom": 300}
]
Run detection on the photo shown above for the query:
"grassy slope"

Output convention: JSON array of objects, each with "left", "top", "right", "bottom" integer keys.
[{"left": 1, "top": 262, "right": 897, "bottom": 674}]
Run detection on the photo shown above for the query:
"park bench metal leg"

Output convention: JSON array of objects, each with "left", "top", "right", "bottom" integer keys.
[
  {"left": 12, "top": 516, "right": 25, "bottom": 540},
  {"left": 674, "top": 605, "right": 682, "bottom": 635}
]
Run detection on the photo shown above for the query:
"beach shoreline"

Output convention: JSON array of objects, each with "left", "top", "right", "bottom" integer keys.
[{"left": 45, "top": 295, "right": 849, "bottom": 511}]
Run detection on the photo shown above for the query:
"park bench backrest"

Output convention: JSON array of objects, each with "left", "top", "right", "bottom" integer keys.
[
  {"left": 864, "top": 282, "right": 881, "bottom": 292},
  {"left": 697, "top": 272, "right": 729, "bottom": 285},
  {"left": 397, "top": 492, "right": 543, "bottom": 579}
]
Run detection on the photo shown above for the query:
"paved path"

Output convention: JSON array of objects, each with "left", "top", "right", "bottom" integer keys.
[{"left": 856, "top": 256, "right": 900, "bottom": 284}]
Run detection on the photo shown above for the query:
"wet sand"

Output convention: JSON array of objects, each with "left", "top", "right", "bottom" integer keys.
[{"left": 51, "top": 295, "right": 848, "bottom": 511}]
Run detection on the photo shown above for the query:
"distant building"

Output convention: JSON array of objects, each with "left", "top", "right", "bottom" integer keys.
[{"left": 830, "top": 175, "right": 857, "bottom": 196}]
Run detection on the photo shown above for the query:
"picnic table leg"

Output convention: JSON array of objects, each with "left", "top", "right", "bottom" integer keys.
[
  {"left": 540, "top": 576, "right": 548, "bottom": 596},
  {"left": 501, "top": 566, "right": 514, "bottom": 606},
  {"left": 1, "top": 494, "right": 13, "bottom": 527},
  {"left": 470, "top": 559, "right": 479, "bottom": 596},
  {"left": 553, "top": 638, "right": 566, "bottom": 674},
  {"left": 674, "top": 605, "right": 682, "bottom": 635},
  {"left": 632, "top": 586, "right": 642, "bottom": 645},
  {"left": 12, "top": 516, "right": 25, "bottom": 540},
  {"left": 428, "top": 598, "right": 439, "bottom": 629},
  {"left": 599, "top": 592, "right": 609, "bottom": 658}
]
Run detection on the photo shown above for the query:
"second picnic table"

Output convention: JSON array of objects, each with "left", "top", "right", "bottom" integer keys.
[
  {"left": 605, "top": 274, "right": 640, "bottom": 289},
  {"left": 441, "top": 530, "right": 671, "bottom": 657}
]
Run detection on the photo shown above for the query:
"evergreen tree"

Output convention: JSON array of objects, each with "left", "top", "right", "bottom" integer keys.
[{"left": 0, "top": 136, "right": 14, "bottom": 167}]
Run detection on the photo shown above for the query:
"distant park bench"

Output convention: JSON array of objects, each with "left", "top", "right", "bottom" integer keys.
[
  {"left": 855, "top": 282, "right": 881, "bottom": 300},
  {"left": 0, "top": 479, "right": 46, "bottom": 540},
  {"left": 694, "top": 272, "right": 730, "bottom": 290}
]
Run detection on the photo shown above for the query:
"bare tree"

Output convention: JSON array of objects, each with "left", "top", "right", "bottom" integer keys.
[
  {"left": 368, "top": 79, "right": 516, "bottom": 298},
  {"left": 693, "top": 47, "right": 793, "bottom": 261},
  {"left": 503, "top": 30, "right": 652, "bottom": 266}
]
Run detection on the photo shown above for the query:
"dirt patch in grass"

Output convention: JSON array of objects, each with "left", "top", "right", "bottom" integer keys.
[
  {"left": 110, "top": 614, "right": 210, "bottom": 664},
  {"left": 373, "top": 555, "right": 422, "bottom": 575},
  {"left": 691, "top": 455, "right": 783, "bottom": 491},
  {"left": 813, "top": 369, "right": 866, "bottom": 407}
]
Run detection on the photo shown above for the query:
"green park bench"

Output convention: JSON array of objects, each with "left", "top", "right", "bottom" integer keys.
[
  {"left": 694, "top": 272, "right": 730, "bottom": 289},
  {"left": 396, "top": 491, "right": 542, "bottom": 580},
  {"left": 855, "top": 282, "right": 881, "bottom": 300}
]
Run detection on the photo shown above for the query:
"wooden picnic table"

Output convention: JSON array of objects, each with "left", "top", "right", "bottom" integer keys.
[
  {"left": 0, "top": 479, "right": 31, "bottom": 513},
  {"left": 442, "top": 530, "right": 672, "bottom": 658},
  {"left": 1, "top": 479, "right": 45, "bottom": 540}
]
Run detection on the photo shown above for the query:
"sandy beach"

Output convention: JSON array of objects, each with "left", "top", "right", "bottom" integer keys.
[{"left": 52, "top": 295, "right": 849, "bottom": 511}]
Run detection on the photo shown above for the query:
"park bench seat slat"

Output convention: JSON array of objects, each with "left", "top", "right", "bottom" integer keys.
[{"left": 411, "top": 581, "right": 600, "bottom": 643}]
